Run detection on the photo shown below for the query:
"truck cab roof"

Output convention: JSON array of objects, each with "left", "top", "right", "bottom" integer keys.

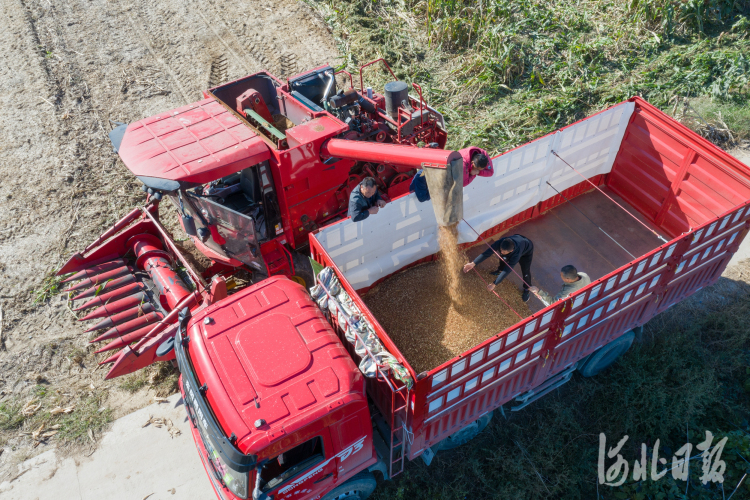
[{"left": 184, "top": 276, "right": 365, "bottom": 458}]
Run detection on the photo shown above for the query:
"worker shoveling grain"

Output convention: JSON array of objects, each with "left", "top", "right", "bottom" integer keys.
[{"left": 363, "top": 261, "right": 532, "bottom": 373}]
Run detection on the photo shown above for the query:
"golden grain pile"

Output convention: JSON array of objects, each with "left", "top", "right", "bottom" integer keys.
[{"left": 363, "top": 260, "right": 531, "bottom": 373}]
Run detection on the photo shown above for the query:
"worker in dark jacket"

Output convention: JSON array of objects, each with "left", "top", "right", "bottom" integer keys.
[
  {"left": 463, "top": 234, "right": 534, "bottom": 302},
  {"left": 409, "top": 169, "right": 430, "bottom": 202},
  {"left": 348, "top": 177, "right": 386, "bottom": 222},
  {"left": 529, "top": 265, "right": 591, "bottom": 306}
]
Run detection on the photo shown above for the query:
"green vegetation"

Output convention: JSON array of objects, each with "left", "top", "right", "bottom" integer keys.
[
  {"left": 1, "top": 373, "right": 113, "bottom": 444},
  {"left": 314, "top": 0, "right": 749, "bottom": 152},
  {"left": 119, "top": 362, "right": 179, "bottom": 397},
  {"left": 56, "top": 393, "right": 113, "bottom": 442},
  {"left": 119, "top": 372, "right": 150, "bottom": 393},
  {"left": 687, "top": 96, "right": 750, "bottom": 141},
  {"left": 0, "top": 400, "right": 25, "bottom": 431},
  {"left": 308, "top": 1, "right": 750, "bottom": 498},
  {"left": 32, "top": 271, "right": 67, "bottom": 304}
]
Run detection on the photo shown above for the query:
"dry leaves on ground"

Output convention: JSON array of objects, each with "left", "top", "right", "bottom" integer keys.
[
  {"left": 143, "top": 415, "right": 181, "bottom": 438},
  {"left": 49, "top": 405, "right": 75, "bottom": 415},
  {"left": 21, "top": 400, "right": 42, "bottom": 417},
  {"left": 21, "top": 423, "right": 60, "bottom": 447}
]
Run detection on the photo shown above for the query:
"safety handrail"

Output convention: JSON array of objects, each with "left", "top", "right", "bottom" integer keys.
[
  {"left": 359, "top": 58, "right": 397, "bottom": 92},
  {"left": 335, "top": 69, "right": 354, "bottom": 90},
  {"left": 412, "top": 82, "right": 425, "bottom": 127}
]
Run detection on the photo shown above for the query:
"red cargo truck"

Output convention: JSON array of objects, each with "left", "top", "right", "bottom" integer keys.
[{"left": 169, "top": 96, "right": 750, "bottom": 500}]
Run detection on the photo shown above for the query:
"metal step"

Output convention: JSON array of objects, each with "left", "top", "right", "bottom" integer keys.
[{"left": 510, "top": 363, "right": 578, "bottom": 411}]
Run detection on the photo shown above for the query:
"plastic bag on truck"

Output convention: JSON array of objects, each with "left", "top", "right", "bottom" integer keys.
[
  {"left": 359, "top": 356, "right": 379, "bottom": 378},
  {"left": 317, "top": 267, "right": 341, "bottom": 295},
  {"left": 358, "top": 352, "right": 392, "bottom": 378},
  {"left": 309, "top": 284, "right": 325, "bottom": 302},
  {"left": 311, "top": 267, "right": 414, "bottom": 389},
  {"left": 383, "top": 356, "right": 413, "bottom": 389},
  {"left": 358, "top": 352, "right": 414, "bottom": 389},
  {"left": 354, "top": 328, "right": 383, "bottom": 357},
  {"left": 327, "top": 298, "right": 338, "bottom": 318},
  {"left": 345, "top": 314, "right": 366, "bottom": 343},
  {"left": 337, "top": 291, "right": 359, "bottom": 317},
  {"left": 337, "top": 308, "right": 349, "bottom": 332}
]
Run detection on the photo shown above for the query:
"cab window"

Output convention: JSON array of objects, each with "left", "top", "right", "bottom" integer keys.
[{"left": 260, "top": 436, "right": 324, "bottom": 491}]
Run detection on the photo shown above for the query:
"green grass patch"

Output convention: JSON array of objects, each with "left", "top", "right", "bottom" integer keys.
[
  {"left": 32, "top": 271, "right": 67, "bottom": 305},
  {"left": 119, "top": 362, "right": 179, "bottom": 397},
  {"left": 682, "top": 96, "right": 750, "bottom": 141},
  {"left": 32, "top": 384, "right": 49, "bottom": 399},
  {"left": 119, "top": 371, "right": 150, "bottom": 393},
  {"left": 56, "top": 393, "right": 113, "bottom": 442},
  {"left": 0, "top": 400, "right": 25, "bottom": 431}
]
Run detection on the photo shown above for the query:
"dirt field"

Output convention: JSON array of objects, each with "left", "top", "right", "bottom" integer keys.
[{"left": 0, "top": 0, "right": 339, "bottom": 480}]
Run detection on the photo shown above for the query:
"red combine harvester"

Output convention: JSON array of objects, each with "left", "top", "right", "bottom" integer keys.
[{"left": 58, "top": 56, "right": 750, "bottom": 500}]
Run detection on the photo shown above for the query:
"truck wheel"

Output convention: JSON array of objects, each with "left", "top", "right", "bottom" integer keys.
[
  {"left": 578, "top": 330, "right": 636, "bottom": 378},
  {"left": 433, "top": 411, "right": 493, "bottom": 451},
  {"left": 321, "top": 471, "right": 377, "bottom": 500}
]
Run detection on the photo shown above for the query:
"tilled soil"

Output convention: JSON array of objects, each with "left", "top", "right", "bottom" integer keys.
[
  {"left": 363, "top": 261, "right": 532, "bottom": 374},
  {"left": 0, "top": 0, "right": 338, "bottom": 480}
]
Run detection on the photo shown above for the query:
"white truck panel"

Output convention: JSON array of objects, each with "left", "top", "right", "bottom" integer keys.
[{"left": 316, "top": 101, "right": 635, "bottom": 289}]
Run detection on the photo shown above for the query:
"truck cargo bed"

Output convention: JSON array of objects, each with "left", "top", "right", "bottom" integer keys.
[
  {"left": 360, "top": 185, "right": 667, "bottom": 375},
  {"left": 310, "top": 97, "right": 750, "bottom": 462}
]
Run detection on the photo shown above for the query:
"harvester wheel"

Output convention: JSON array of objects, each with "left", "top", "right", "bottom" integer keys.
[
  {"left": 433, "top": 410, "right": 493, "bottom": 451},
  {"left": 577, "top": 330, "right": 636, "bottom": 378},
  {"left": 321, "top": 470, "right": 377, "bottom": 500}
]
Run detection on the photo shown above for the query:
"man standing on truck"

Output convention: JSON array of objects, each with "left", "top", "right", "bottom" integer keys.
[
  {"left": 462, "top": 234, "right": 534, "bottom": 302},
  {"left": 348, "top": 177, "right": 387, "bottom": 222},
  {"left": 529, "top": 265, "right": 591, "bottom": 305}
]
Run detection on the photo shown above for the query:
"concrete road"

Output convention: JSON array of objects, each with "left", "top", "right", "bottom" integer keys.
[{"left": 0, "top": 394, "right": 215, "bottom": 500}]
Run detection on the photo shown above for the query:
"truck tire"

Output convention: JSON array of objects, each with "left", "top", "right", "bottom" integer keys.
[
  {"left": 433, "top": 411, "right": 493, "bottom": 451},
  {"left": 320, "top": 471, "right": 377, "bottom": 500},
  {"left": 577, "top": 330, "right": 636, "bottom": 378}
]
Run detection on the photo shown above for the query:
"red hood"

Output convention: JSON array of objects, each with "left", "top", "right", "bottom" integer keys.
[
  {"left": 185, "top": 277, "right": 365, "bottom": 456},
  {"left": 118, "top": 98, "right": 271, "bottom": 186}
]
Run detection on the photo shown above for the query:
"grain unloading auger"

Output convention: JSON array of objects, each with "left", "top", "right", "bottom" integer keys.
[{"left": 57, "top": 60, "right": 466, "bottom": 379}]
